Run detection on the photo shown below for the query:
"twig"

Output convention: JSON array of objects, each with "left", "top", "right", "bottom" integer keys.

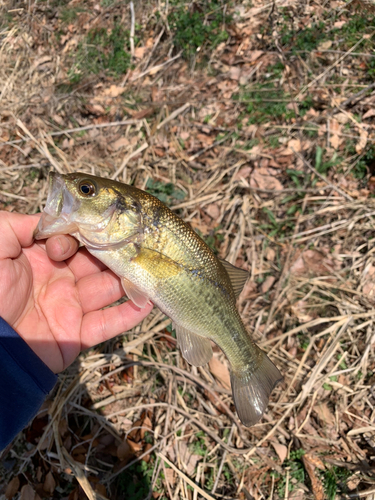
[
  {"left": 129, "top": 2, "right": 135, "bottom": 58},
  {"left": 342, "top": 82, "right": 375, "bottom": 108},
  {"left": 296, "top": 34, "right": 372, "bottom": 98},
  {"left": 130, "top": 52, "right": 182, "bottom": 81},
  {"left": 0, "top": 120, "right": 139, "bottom": 147},
  {"left": 292, "top": 148, "right": 353, "bottom": 201},
  {"left": 157, "top": 453, "right": 216, "bottom": 500},
  {"left": 156, "top": 102, "right": 191, "bottom": 130},
  {"left": 188, "top": 133, "right": 231, "bottom": 162},
  {"left": 211, "top": 423, "right": 235, "bottom": 494},
  {"left": 111, "top": 141, "right": 148, "bottom": 180}
]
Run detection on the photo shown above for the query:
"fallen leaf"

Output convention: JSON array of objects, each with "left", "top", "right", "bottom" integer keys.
[
  {"left": 291, "top": 300, "right": 314, "bottom": 323},
  {"left": 261, "top": 275, "right": 276, "bottom": 293},
  {"left": 329, "top": 134, "right": 341, "bottom": 149},
  {"left": 117, "top": 439, "right": 132, "bottom": 461},
  {"left": 356, "top": 129, "right": 368, "bottom": 154},
  {"left": 20, "top": 485, "right": 35, "bottom": 500},
  {"left": 103, "top": 85, "right": 126, "bottom": 97},
  {"left": 43, "top": 472, "right": 56, "bottom": 495},
  {"left": 302, "top": 453, "right": 325, "bottom": 500},
  {"left": 290, "top": 488, "right": 305, "bottom": 500},
  {"left": 271, "top": 441, "right": 288, "bottom": 464},
  {"left": 228, "top": 66, "right": 241, "bottom": 80},
  {"left": 5, "top": 476, "right": 20, "bottom": 499},
  {"left": 250, "top": 168, "right": 283, "bottom": 191},
  {"left": 234, "top": 166, "right": 251, "bottom": 180},
  {"left": 363, "top": 109, "right": 375, "bottom": 120},
  {"left": 318, "top": 40, "right": 332, "bottom": 50},
  {"left": 266, "top": 247, "right": 276, "bottom": 261},
  {"left": 164, "top": 468, "right": 176, "bottom": 487},
  {"left": 248, "top": 50, "right": 263, "bottom": 62},
  {"left": 209, "top": 354, "right": 231, "bottom": 389},
  {"left": 287, "top": 138, "right": 302, "bottom": 152},
  {"left": 134, "top": 46, "right": 146, "bottom": 59},
  {"left": 334, "top": 20, "right": 346, "bottom": 28},
  {"left": 109, "top": 137, "right": 129, "bottom": 151},
  {"left": 205, "top": 203, "right": 220, "bottom": 220},
  {"left": 289, "top": 250, "right": 335, "bottom": 277}
]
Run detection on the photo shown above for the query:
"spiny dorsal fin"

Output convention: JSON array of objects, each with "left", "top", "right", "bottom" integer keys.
[
  {"left": 174, "top": 323, "right": 213, "bottom": 366},
  {"left": 219, "top": 258, "right": 249, "bottom": 298}
]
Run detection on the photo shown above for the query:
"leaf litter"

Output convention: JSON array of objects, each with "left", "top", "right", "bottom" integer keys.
[{"left": 1, "top": 0, "right": 375, "bottom": 499}]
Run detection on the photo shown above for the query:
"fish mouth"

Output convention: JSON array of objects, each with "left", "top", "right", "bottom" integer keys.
[{"left": 34, "top": 172, "right": 79, "bottom": 239}]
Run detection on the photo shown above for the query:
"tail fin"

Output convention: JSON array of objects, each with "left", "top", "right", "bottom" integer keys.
[{"left": 231, "top": 347, "right": 282, "bottom": 427}]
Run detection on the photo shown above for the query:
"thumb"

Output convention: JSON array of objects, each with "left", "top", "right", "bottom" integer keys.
[{"left": 0, "top": 212, "right": 40, "bottom": 259}]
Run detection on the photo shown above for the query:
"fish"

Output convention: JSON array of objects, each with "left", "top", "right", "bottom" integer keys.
[{"left": 34, "top": 171, "right": 282, "bottom": 426}]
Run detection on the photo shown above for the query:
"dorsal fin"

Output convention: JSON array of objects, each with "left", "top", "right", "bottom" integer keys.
[{"left": 219, "top": 258, "right": 249, "bottom": 298}]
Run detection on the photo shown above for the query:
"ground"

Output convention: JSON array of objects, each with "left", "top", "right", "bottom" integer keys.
[{"left": 1, "top": 0, "right": 375, "bottom": 499}]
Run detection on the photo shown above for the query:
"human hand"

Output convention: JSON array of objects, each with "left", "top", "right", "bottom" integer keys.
[{"left": 0, "top": 211, "right": 153, "bottom": 373}]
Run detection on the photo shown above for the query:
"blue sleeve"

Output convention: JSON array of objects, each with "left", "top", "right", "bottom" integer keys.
[{"left": 0, "top": 317, "right": 57, "bottom": 450}]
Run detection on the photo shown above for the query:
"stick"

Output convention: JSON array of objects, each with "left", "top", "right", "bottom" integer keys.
[
  {"left": 157, "top": 453, "right": 216, "bottom": 500},
  {"left": 156, "top": 102, "right": 191, "bottom": 130},
  {"left": 129, "top": 2, "right": 135, "bottom": 58},
  {"left": 292, "top": 148, "right": 353, "bottom": 201},
  {"left": 111, "top": 141, "right": 148, "bottom": 180},
  {"left": 296, "top": 34, "right": 372, "bottom": 98}
]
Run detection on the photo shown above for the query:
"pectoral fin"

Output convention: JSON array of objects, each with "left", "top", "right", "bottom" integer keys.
[
  {"left": 219, "top": 258, "right": 249, "bottom": 298},
  {"left": 230, "top": 346, "right": 282, "bottom": 426},
  {"left": 175, "top": 324, "right": 213, "bottom": 366},
  {"left": 121, "top": 277, "right": 150, "bottom": 309}
]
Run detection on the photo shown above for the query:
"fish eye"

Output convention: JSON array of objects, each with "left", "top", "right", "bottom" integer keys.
[{"left": 78, "top": 180, "right": 97, "bottom": 197}]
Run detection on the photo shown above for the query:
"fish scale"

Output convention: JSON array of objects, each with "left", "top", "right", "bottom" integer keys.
[{"left": 35, "top": 171, "right": 282, "bottom": 426}]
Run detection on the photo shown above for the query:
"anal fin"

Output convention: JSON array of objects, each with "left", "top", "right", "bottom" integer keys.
[
  {"left": 231, "top": 347, "right": 282, "bottom": 426},
  {"left": 175, "top": 324, "right": 213, "bottom": 367},
  {"left": 121, "top": 277, "right": 150, "bottom": 309}
]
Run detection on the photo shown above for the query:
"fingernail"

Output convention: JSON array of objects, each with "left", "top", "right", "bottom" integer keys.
[{"left": 57, "top": 236, "right": 71, "bottom": 255}]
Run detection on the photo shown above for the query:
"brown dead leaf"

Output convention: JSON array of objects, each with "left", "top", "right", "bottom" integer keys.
[
  {"left": 117, "top": 439, "right": 132, "bottom": 461},
  {"left": 205, "top": 203, "right": 220, "bottom": 220},
  {"left": 289, "top": 250, "right": 335, "bottom": 277},
  {"left": 5, "top": 476, "right": 20, "bottom": 499},
  {"left": 20, "top": 485, "right": 36, "bottom": 500},
  {"left": 318, "top": 40, "right": 332, "bottom": 50},
  {"left": 261, "top": 275, "right": 276, "bottom": 293},
  {"left": 248, "top": 50, "right": 264, "bottom": 61},
  {"left": 178, "top": 441, "right": 201, "bottom": 475},
  {"left": 363, "top": 108, "right": 375, "bottom": 120},
  {"left": 209, "top": 354, "right": 231, "bottom": 389},
  {"left": 356, "top": 129, "right": 368, "bottom": 154},
  {"left": 127, "top": 439, "right": 143, "bottom": 453},
  {"left": 43, "top": 472, "right": 56, "bottom": 495},
  {"left": 290, "top": 489, "right": 305, "bottom": 500},
  {"left": 134, "top": 46, "right": 146, "bottom": 59},
  {"left": 287, "top": 138, "right": 302, "bottom": 152},
  {"left": 164, "top": 468, "right": 176, "bottom": 487},
  {"left": 302, "top": 453, "right": 326, "bottom": 500},
  {"left": 109, "top": 137, "right": 130, "bottom": 151},
  {"left": 228, "top": 66, "right": 241, "bottom": 80},
  {"left": 250, "top": 168, "right": 283, "bottom": 191},
  {"left": 291, "top": 300, "right": 314, "bottom": 323},
  {"left": 271, "top": 441, "right": 288, "bottom": 464},
  {"left": 329, "top": 134, "right": 341, "bottom": 149},
  {"left": 234, "top": 166, "right": 251, "bottom": 180},
  {"left": 103, "top": 85, "right": 126, "bottom": 97}
]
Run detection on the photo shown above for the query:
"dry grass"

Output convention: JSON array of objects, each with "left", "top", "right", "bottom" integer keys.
[{"left": 1, "top": 0, "right": 375, "bottom": 499}]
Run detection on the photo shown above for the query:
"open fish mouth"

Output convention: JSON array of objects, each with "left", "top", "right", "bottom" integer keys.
[{"left": 34, "top": 172, "right": 79, "bottom": 239}]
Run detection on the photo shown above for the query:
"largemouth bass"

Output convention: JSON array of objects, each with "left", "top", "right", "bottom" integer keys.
[{"left": 34, "top": 172, "right": 282, "bottom": 426}]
